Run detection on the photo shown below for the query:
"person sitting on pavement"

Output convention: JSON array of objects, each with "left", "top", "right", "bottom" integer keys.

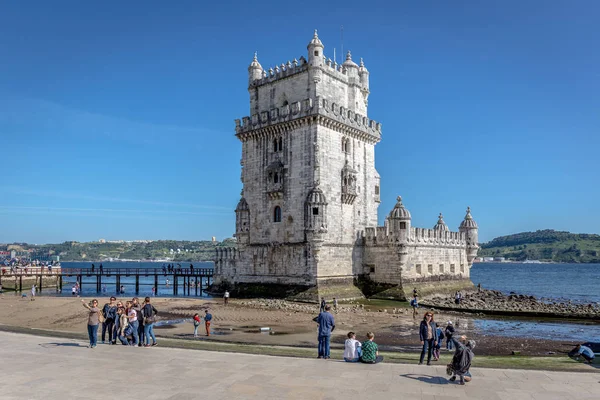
[
  {"left": 360, "top": 332, "right": 383, "bottom": 364},
  {"left": 343, "top": 331, "right": 362, "bottom": 362},
  {"left": 448, "top": 335, "right": 475, "bottom": 385}
]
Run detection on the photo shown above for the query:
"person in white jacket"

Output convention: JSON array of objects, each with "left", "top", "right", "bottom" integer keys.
[{"left": 343, "top": 331, "right": 362, "bottom": 362}]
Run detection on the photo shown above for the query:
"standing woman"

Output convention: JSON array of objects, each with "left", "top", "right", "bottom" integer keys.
[
  {"left": 142, "top": 297, "right": 158, "bottom": 347},
  {"left": 418, "top": 311, "right": 437, "bottom": 365},
  {"left": 81, "top": 299, "right": 100, "bottom": 348}
]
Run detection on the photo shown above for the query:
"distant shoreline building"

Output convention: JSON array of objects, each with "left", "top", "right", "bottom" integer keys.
[{"left": 214, "top": 31, "right": 479, "bottom": 300}]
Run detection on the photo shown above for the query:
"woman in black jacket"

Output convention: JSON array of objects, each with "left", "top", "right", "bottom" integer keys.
[{"left": 418, "top": 311, "right": 438, "bottom": 365}]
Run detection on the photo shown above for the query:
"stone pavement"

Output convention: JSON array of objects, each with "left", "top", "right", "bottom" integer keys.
[{"left": 1, "top": 332, "right": 598, "bottom": 400}]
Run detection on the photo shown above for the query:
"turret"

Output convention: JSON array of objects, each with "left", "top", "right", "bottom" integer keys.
[
  {"left": 305, "top": 187, "right": 328, "bottom": 234},
  {"left": 248, "top": 52, "right": 263, "bottom": 86},
  {"left": 342, "top": 51, "right": 359, "bottom": 81},
  {"left": 358, "top": 58, "right": 370, "bottom": 110},
  {"left": 459, "top": 207, "right": 479, "bottom": 264},
  {"left": 387, "top": 196, "right": 411, "bottom": 238},
  {"left": 307, "top": 29, "right": 324, "bottom": 68},
  {"left": 235, "top": 197, "right": 250, "bottom": 244},
  {"left": 433, "top": 213, "right": 449, "bottom": 231}
]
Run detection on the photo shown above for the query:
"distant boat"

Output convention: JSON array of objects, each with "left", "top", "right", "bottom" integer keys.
[{"left": 523, "top": 259, "right": 542, "bottom": 264}]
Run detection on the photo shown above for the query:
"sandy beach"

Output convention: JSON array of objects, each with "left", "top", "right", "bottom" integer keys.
[{"left": 0, "top": 293, "right": 588, "bottom": 357}]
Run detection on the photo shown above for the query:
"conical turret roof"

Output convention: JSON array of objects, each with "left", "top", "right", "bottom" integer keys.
[
  {"left": 433, "top": 213, "right": 449, "bottom": 231},
  {"left": 388, "top": 196, "right": 411, "bottom": 220},
  {"left": 459, "top": 207, "right": 478, "bottom": 229},
  {"left": 307, "top": 29, "right": 324, "bottom": 48}
]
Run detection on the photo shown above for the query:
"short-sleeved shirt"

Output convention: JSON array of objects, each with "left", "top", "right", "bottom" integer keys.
[
  {"left": 361, "top": 340, "right": 378, "bottom": 362},
  {"left": 88, "top": 307, "right": 100, "bottom": 326},
  {"left": 128, "top": 309, "right": 137, "bottom": 322}
]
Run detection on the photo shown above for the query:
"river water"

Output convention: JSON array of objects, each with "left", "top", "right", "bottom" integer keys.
[
  {"left": 470, "top": 262, "right": 600, "bottom": 304},
  {"left": 59, "top": 261, "right": 214, "bottom": 297}
]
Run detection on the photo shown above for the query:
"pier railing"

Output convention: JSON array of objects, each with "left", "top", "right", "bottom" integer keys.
[{"left": 0, "top": 267, "right": 213, "bottom": 277}]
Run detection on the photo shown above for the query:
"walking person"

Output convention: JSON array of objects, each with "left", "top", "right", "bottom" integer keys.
[
  {"left": 193, "top": 313, "right": 201, "bottom": 337},
  {"left": 101, "top": 296, "right": 117, "bottom": 344},
  {"left": 419, "top": 311, "right": 437, "bottom": 365},
  {"left": 314, "top": 305, "right": 335, "bottom": 359},
  {"left": 81, "top": 299, "right": 100, "bottom": 348},
  {"left": 224, "top": 290, "right": 230, "bottom": 306},
  {"left": 142, "top": 297, "right": 158, "bottom": 347},
  {"left": 332, "top": 297, "right": 338, "bottom": 314},
  {"left": 204, "top": 310, "right": 212, "bottom": 336},
  {"left": 319, "top": 298, "right": 326, "bottom": 313},
  {"left": 410, "top": 295, "right": 419, "bottom": 318},
  {"left": 30, "top": 284, "right": 36, "bottom": 301},
  {"left": 445, "top": 321, "right": 455, "bottom": 350}
]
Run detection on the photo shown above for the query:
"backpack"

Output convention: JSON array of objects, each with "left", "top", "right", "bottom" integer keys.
[{"left": 97, "top": 309, "right": 105, "bottom": 324}]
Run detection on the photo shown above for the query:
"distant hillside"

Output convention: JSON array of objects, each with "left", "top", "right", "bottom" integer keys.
[
  {"left": 1, "top": 239, "right": 237, "bottom": 262},
  {"left": 479, "top": 230, "right": 600, "bottom": 263}
]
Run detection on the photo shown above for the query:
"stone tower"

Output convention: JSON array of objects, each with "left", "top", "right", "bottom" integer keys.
[
  {"left": 217, "top": 30, "right": 383, "bottom": 294},
  {"left": 215, "top": 30, "right": 479, "bottom": 300}
]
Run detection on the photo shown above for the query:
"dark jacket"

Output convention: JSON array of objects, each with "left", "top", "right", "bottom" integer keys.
[
  {"left": 451, "top": 338, "right": 474, "bottom": 374},
  {"left": 445, "top": 325, "right": 455, "bottom": 339},
  {"left": 142, "top": 304, "right": 158, "bottom": 319},
  {"left": 419, "top": 320, "right": 438, "bottom": 342}
]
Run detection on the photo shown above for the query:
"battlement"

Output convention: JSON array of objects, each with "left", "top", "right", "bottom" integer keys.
[
  {"left": 364, "top": 225, "right": 467, "bottom": 247},
  {"left": 235, "top": 96, "right": 381, "bottom": 142},
  {"left": 250, "top": 57, "right": 309, "bottom": 88}
]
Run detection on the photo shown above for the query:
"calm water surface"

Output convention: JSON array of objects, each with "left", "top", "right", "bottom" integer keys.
[
  {"left": 470, "top": 262, "right": 600, "bottom": 304},
  {"left": 58, "top": 261, "right": 214, "bottom": 297}
]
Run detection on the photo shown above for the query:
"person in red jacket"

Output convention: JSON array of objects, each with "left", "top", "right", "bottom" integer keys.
[{"left": 193, "top": 313, "right": 201, "bottom": 337}]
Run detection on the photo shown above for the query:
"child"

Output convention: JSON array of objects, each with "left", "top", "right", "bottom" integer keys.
[
  {"left": 193, "top": 313, "right": 201, "bottom": 337},
  {"left": 343, "top": 331, "right": 362, "bottom": 362},
  {"left": 433, "top": 323, "right": 444, "bottom": 360},
  {"left": 448, "top": 335, "right": 475, "bottom": 385},
  {"left": 360, "top": 332, "right": 383, "bottom": 364}
]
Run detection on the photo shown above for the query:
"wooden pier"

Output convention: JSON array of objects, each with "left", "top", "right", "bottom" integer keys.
[{"left": 0, "top": 266, "right": 214, "bottom": 296}]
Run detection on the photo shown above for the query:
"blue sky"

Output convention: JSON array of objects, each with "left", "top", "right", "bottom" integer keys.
[{"left": 1, "top": 1, "right": 598, "bottom": 244}]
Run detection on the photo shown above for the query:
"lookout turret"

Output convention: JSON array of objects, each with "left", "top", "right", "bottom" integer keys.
[
  {"left": 433, "top": 213, "right": 449, "bottom": 231},
  {"left": 248, "top": 52, "right": 263, "bottom": 86},
  {"left": 459, "top": 207, "right": 479, "bottom": 265}
]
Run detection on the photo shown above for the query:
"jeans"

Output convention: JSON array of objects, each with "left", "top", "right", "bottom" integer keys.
[
  {"left": 344, "top": 357, "right": 359, "bottom": 362},
  {"left": 361, "top": 355, "right": 384, "bottom": 364},
  {"left": 193, "top": 324, "right": 199, "bottom": 336},
  {"left": 130, "top": 320, "right": 139, "bottom": 345},
  {"left": 138, "top": 321, "right": 145, "bottom": 345},
  {"left": 144, "top": 323, "right": 156, "bottom": 345},
  {"left": 446, "top": 338, "right": 454, "bottom": 350},
  {"left": 87, "top": 324, "right": 98, "bottom": 347},
  {"left": 102, "top": 319, "right": 115, "bottom": 342},
  {"left": 318, "top": 335, "right": 331, "bottom": 358},
  {"left": 420, "top": 339, "right": 434, "bottom": 364},
  {"left": 118, "top": 332, "right": 129, "bottom": 345}
]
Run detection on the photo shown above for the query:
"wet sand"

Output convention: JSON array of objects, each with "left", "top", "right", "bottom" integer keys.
[{"left": 0, "top": 294, "right": 587, "bottom": 357}]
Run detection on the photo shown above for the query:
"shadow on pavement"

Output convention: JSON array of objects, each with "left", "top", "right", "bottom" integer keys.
[
  {"left": 39, "top": 342, "right": 85, "bottom": 348},
  {"left": 399, "top": 374, "right": 449, "bottom": 385}
]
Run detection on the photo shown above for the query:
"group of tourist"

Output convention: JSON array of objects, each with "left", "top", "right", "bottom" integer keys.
[
  {"left": 314, "top": 299, "right": 476, "bottom": 385},
  {"left": 81, "top": 296, "right": 158, "bottom": 348}
]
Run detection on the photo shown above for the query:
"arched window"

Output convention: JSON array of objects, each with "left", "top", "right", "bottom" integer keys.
[
  {"left": 273, "top": 139, "right": 278, "bottom": 152},
  {"left": 273, "top": 206, "right": 282, "bottom": 223},
  {"left": 278, "top": 137, "right": 283, "bottom": 151},
  {"left": 273, "top": 172, "right": 279, "bottom": 184}
]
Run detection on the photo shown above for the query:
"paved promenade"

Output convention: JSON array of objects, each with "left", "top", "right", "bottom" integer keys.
[{"left": 1, "top": 332, "right": 598, "bottom": 400}]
